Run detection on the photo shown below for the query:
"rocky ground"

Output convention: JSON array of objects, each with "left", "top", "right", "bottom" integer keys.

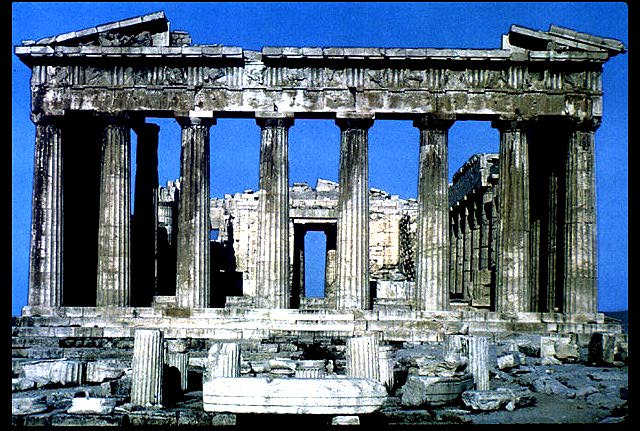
[{"left": 12, "top": 329, "right": 629, "bottom": 426}]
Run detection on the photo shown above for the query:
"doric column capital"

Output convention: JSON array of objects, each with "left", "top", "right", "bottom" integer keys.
[
  {"left": 131, "top": 122, "right": 160, "bottom": 136},
  {"left": 413, "top": 114, "right": 455, "bottom": 131},
  {"left": 30, "top": 113, "right": 65, "bottom": 126},
  {"left": 94, "top": 112, "right": 133, "bottom": 127},
  {"left": 175, "top": 115, "right": 216, "bottom": 129},
  {"left": 491, "top": 116, "right": 530, "bottom": 132},
  {"left": 335, "top": 111, "right": 374, "bottom": 131},
  {"left": 572, "top": 117, "right": 602, "bottom": 132},
  {"left": 255, "top": 111, "right": 294, "bottom": 129}
]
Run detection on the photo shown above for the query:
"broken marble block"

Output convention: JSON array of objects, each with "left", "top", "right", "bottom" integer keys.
[
  {"left": 12, "top": 395, "right": 49, "bottom": 416},
  {"left": 462, "top": 387, "right": 535, "bottom": 411},
  {"left": 86, "top": 359, "right": 127, "bottom": 383},
  {"left": 540, "top": 336, "right": 579, "bottom": 362},
  {"left": 400, "top": 374, "right": 474, "bottom": 407},
  {"left": 67, "top": 392, "right": 116, "bottom": 415},
  {"left": 21, "top": 359, "right": 85, "bottom": 387},
  {"left": 203, "top": 377, "right": 387, "bottom": 414},
  {"left": 497, "top": 352, "right": 526, "bottom": 370}
]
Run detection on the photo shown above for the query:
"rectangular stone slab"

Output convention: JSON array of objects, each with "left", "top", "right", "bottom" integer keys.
[{"left": 203, "top": 377, "right": 387, "bottom": 414}]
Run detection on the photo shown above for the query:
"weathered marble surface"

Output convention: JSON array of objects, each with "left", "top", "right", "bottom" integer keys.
[{"left": 203, "top": 377, "right": 387, "bottom": 414}]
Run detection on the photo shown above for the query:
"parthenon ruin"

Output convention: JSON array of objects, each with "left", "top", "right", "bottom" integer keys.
[
  {"left": 16, "top": 11, "right": 626, "bottom": 339},
  {"left": 12, "top": 10, "right": 629, "bottom": 425}
]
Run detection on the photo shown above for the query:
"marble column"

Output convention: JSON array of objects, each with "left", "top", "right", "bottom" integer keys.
[
  {"left": 325, "top": 248, "right": 337, "bottom": 306},
  {"left": 132, "top": 123, "right": 160, "bottom": 306},
  {"left": 563, "top": 119, "right": 599, "bottom": 315},
  {"left": 462, "top": 202, "right": 473, "bottom": 301},
  {"left": 205, "top": 342, "right": 240, "bottom": 382},
  {"left": 467, "top": 336, "right": 489, "bottom": 390},
  {"left": 346, "top": 335, "right": 380, "bottom": 380},
  {"left": 413, "top": 115, "right": 454, "bottom": 311},
  {"left": 255, "top": 112, "right": 294, "bottom": 309},
  {"left": 546, "top": 170, "right": 559, "bottom": 312},
  {"left": 96, "top": 114, "right": 132, "bottom": 307},
  {"left": 455, "top": 207, "right": 464, "bottom": 297},
  {"left": 471, "top": 196, "right": 481, "bottom": 302},
  {"left": 492, "top": 119, "right": 531, "bottom": 315},
  {"left": 295, "top": 360, "right": 327, "bottom": 378},
  {"left": 449, "top": 211, "right": 457, "bottom": 297},
  {"left": 131, "top": 329, "right": 164, "bottom": 406},
  {"left": 28, "top": 115, "right": 64, "bottom": 309},
  {"left": 335, "top": 113, "right": 374, "bottom": 310},
  {"left": 175, "top": 116, "right": 215, "bottom": 309}
]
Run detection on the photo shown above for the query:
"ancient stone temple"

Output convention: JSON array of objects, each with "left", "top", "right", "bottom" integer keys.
[
  {"left": 16, "top": 11, "right": 626, "bottom": 340},
  {"left": 13, "top": 11, "right": 629, "bottom": 426}
]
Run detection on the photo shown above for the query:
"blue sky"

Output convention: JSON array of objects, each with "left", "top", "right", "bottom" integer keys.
[{"left": 12, "top": 2, "right": 628, "bottom": 314}]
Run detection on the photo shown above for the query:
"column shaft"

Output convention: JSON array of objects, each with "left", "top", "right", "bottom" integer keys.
[
  {"left": 563, "top": 120, "right": 599, "bottom": 315},
  {"left": 463, "top": 203, "right": 473, "bottom": 301},
  {"left": 255, "top": 113, "right": 293, "bottom": 309},
  {"left": 455, "top": 208, "right": 464, "bottom": 297},
  {"left": 28, "top": 116, "right": 64, "bottom": 308},
  {"left": 96, "top": 115, "right": 131, "bottom": 307},
  {"left": 205, "top": 342, "right": 241, "bottom": 382},
  {"left": 413, "top": 115, "right": 453, "bottom": 311},
  {"left": 346, "top": 335, "right": 380, "bottom": 380},
  {"left": 335, "top": 115, "right": 374, "bottom": 310},
  {"left": 493, "top": 120, "right": 531, "bottom": 314},
  {"left": 546, "top": 171, "right": 559, "bottom": 311},
  {"left": 175, "top": 117, "right": 214, "bottom": 308},
  {"left": 131, "top": 329, "right": 164, "bottom": 406}
]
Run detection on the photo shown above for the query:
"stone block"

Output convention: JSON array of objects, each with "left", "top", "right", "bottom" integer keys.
[
  {"left": 331, "top": 415, "right": 360, "bottom": 425},
  {"left": 461, "top": 387, "right": 534, "bottom": 411},
  {"left": 588, "top": 332, "right": 616, "bottom": 365},
  {"left": 12, "top": 395, "right": 49, "bottom": 416},
  {"left": 22, "top": 359, "right": 85, "bottom": 387},
  {"left": 86, "top": 360, "right": 127, "bottom": 383},
  {"left": 497, "top": 352, "right": 526, "bottom": 370},
  {"left": 532, "top": 377, "right": 575, "bottom": 397},
  {"left": 400, "top": 374, "right": 474, "bottom": 407},
  {"left": 67, "top": 396, "right": 116, "bottom": 415},
  {"left": 51, "top": 413, "right": 127, "bottom": 426},
  {"left": 204, "top": 377, "right": 387, "bottom": 414},
  {"left": 12, "top": 377, "right": 36, "bottom": 391}
]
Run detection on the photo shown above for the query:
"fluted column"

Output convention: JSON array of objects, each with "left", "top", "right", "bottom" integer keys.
[
  {"left": 96, "top": 114, "right": 131, "bottom": 307},
  {"left": 255, "top": 112, "right": 294, "bottom": 309},
  {"left": 467, "top": 336, "right": 489, "bottom": 390},
  {"left": 413, "top": 115, "right": 454, "bottom": 311},
  {"left": 335, "top": 113, "right": 374, "bottom": 310},
  {"left": 175, "top": 116, "right": 215, "bottom": 309},
  {"left": 132, "top": 123, "right": 160, "bottom": 306},
  {"left": 165, "top": 339, "right": 189, "bottom": 391},
  {"left": 455, "top": 207, "right": 464, "bottom": 297},
  {"left": 462, "top": 202, "right": 473, "bottom": 301},
  {"left": 324, "top": 248, "right": 337, "bottom": 306},
  {"left": 492, "top": 119, "right": 531, "bottom": 315},
  {"left": 346, "top": 335, "right": 380, "bottom": 380},
  {"left": 131, "top": 329, "right": 164, "bottom": 406},
  {"left": 563, "top": 119, "right": 599, "bottom": 315},
  {"left": 205, "top": 342, "right": 240, "bottom": 382},
  {"left": 546, "top": 170, "right": 559, "bottom": 312},
  {"left": 28, "top": 115, "right": 64, "bottom": 309}
]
